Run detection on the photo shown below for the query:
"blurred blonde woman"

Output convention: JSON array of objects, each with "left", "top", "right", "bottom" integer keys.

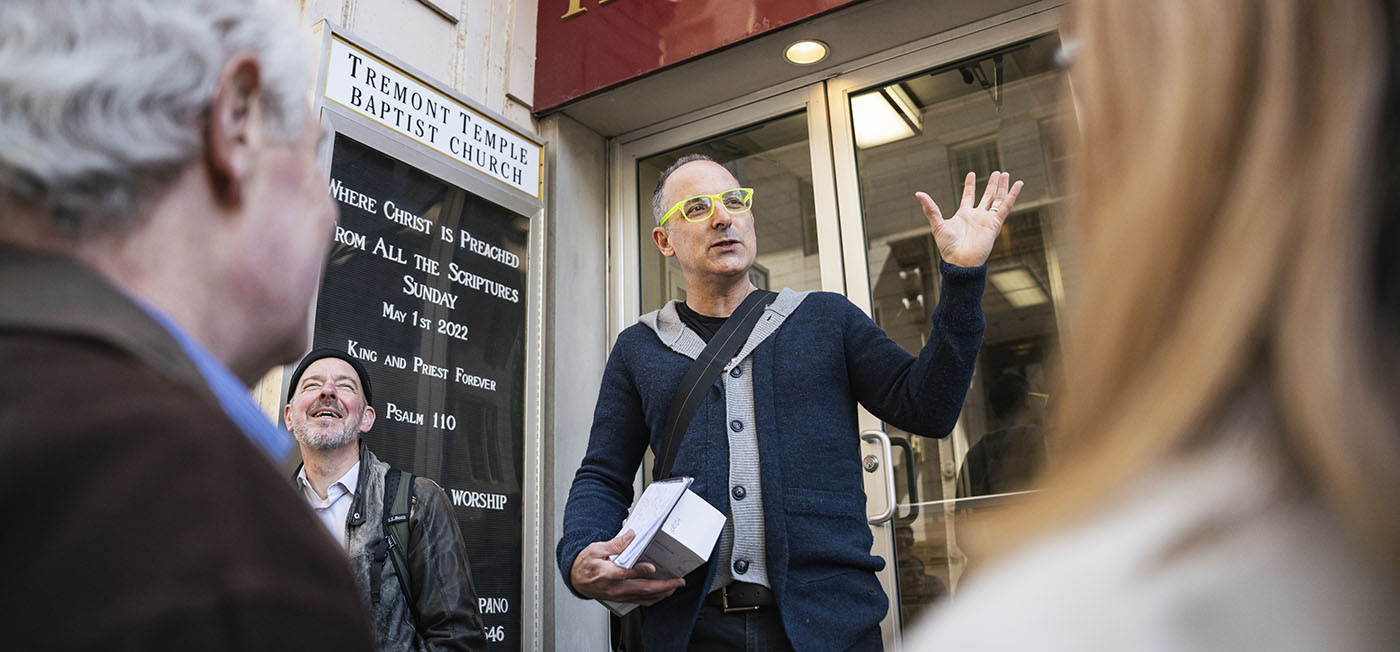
[{"left": 909, "top": 0, "right": 1400, "bottom": 648}]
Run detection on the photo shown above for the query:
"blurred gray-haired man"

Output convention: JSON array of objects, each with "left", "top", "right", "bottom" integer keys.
[{"left": 0, "top": 1, "right": 373, "bottom": 648}]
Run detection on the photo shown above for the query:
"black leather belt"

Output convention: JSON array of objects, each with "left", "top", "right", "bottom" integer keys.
[{"left": 704, "top": 582, "right": 775, "bottom": 613}]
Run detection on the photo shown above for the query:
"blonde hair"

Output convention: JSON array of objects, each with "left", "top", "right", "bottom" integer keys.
[{"left": 1002, "top": 0, "right": 1400, "bottom": 565}]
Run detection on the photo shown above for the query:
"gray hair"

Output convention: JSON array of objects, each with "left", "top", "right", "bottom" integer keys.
[
  {"left": 0, "top": 0, "right": 314, "bottom": 236},
  {"left": 651, "top": 153, "right": 717, "bottom": 226}
]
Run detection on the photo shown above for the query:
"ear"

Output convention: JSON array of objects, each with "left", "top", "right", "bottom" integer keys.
[
  {"left": 204, "top": 54, "right": 264, "bottom": 205},
  {"left": 283, "top": 402, "right": 294, "bottom": 424},
  {"left": 358, "top": 405, "right": 376, "bottom": 433},
  {"left": 652, "top": 226, "right": 676, "bottom": 257}
]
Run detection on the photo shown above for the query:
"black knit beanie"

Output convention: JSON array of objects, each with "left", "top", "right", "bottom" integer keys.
[{"left": 285, "top": 347, "right": 374, "bottom": 405}]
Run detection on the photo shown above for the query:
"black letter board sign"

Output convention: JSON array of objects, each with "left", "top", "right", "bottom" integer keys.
[{"left": 313, "top": 133, "right": 527, "bottom": 649}]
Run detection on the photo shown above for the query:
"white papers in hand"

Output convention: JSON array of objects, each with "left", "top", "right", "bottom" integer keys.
[
  {"left": 610, "top": 477, "right": 692, "bottom": 569},
  {"left": 602, "top": 476, "right": 725, "bottom": 616}
]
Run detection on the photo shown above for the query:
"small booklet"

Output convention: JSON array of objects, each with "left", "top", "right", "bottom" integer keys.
[{"left": 601, "top": 476, "right": 725, "bottom": 616}]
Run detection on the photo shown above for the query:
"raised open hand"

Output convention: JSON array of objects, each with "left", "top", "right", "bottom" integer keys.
[{"left": 916, "top": 171, "right": 1024, "bottom": 268}]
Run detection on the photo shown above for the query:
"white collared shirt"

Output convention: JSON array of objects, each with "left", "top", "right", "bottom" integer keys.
[{"left": 296, "top": 461, "right": 360, "bottom": 549}]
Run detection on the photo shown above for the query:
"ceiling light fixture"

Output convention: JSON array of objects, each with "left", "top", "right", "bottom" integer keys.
[
  {"left": 784, "top": 40, "right": 829, "bottom": 65},
  {"left": 851, "top": 84, "right": 922, "bottom": 149},
  {"left": 988, "top": 267, "right": 1049, "bottom": 308}
]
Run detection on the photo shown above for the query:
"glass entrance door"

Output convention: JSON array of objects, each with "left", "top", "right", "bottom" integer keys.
[
  {"left": 825, "top": 23, "right": 1074, "bottom": 640},
  {"left": 612, "top": 8, "right": 1071, "bottom": 648}
]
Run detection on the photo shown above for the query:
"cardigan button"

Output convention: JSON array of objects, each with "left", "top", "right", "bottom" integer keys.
[
  {"left": 730, "top": 420, "right": 743, "bottom": 432},
  {"left": 729, "top": 366, "right": 742, "bottom": 378},
  {"left": 733, "top": 558, "right": 749, "bottom": 574},
  {"left": 731, "top": 485, "right": 746, "bottom": 500}
]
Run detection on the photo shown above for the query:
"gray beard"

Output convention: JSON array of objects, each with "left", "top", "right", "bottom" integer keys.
[{"left": 290, "top": 420, "right": 360, "bottom": 451}]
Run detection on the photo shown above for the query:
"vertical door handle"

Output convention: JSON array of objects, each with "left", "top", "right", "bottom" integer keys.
[
  {"left": 891, "top": 436, "right": 920, "bottom": 525},
  {"left": 861, "top": 429, "right": 896, "bottom": 525}
]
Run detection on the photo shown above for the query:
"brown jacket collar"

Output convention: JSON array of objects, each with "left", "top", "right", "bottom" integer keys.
[{"left": 0, "top": 242, "right": 205, "bottom": 391}]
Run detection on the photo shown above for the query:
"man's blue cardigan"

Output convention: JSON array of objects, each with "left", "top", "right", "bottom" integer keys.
[{"left": 558, "top": 263, "right": 986, "bottom": 651}]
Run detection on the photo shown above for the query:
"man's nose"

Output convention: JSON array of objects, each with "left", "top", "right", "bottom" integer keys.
[{"left": 710, "top": 205, "right": 735, "bottom": 229}]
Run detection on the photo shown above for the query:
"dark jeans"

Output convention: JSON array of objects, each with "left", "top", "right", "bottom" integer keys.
[{"left": 686, "top": 602, "right": 883, "bottom": 652}]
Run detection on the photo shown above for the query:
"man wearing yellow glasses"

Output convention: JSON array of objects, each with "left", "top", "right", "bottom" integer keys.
[{"left": 560, "top": 154, "right": 1023, "bottom": 652}]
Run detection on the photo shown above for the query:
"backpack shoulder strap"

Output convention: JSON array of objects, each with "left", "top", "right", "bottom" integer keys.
[{"left": 381, "top": 467, "right": 422, "bottom": 628}]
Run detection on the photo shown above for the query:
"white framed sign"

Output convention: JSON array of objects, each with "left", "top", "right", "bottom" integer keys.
[{"left": 323, "top": 35, "right": 543, "bottom": 199}]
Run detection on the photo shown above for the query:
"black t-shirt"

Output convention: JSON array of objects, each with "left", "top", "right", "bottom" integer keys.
[{"left": 675, "top": 301, "right": 728, "bottom": 343}]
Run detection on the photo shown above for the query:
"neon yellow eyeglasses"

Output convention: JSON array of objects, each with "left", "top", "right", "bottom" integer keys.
[{"left": 659, "top": 188, "right": 754, "bottom": 227}]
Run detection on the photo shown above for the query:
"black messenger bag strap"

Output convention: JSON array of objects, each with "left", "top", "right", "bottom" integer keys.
[
  {"left": 614, "top": 289, "right": 777, "bottom": 652},
  {"left": 652, "top": 289, "right": 778, "bottom": 482}
]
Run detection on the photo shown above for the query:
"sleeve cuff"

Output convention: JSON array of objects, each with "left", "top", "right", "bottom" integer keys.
[{"left": 933, "top": 261, "right": 987, "bottom": 333}]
